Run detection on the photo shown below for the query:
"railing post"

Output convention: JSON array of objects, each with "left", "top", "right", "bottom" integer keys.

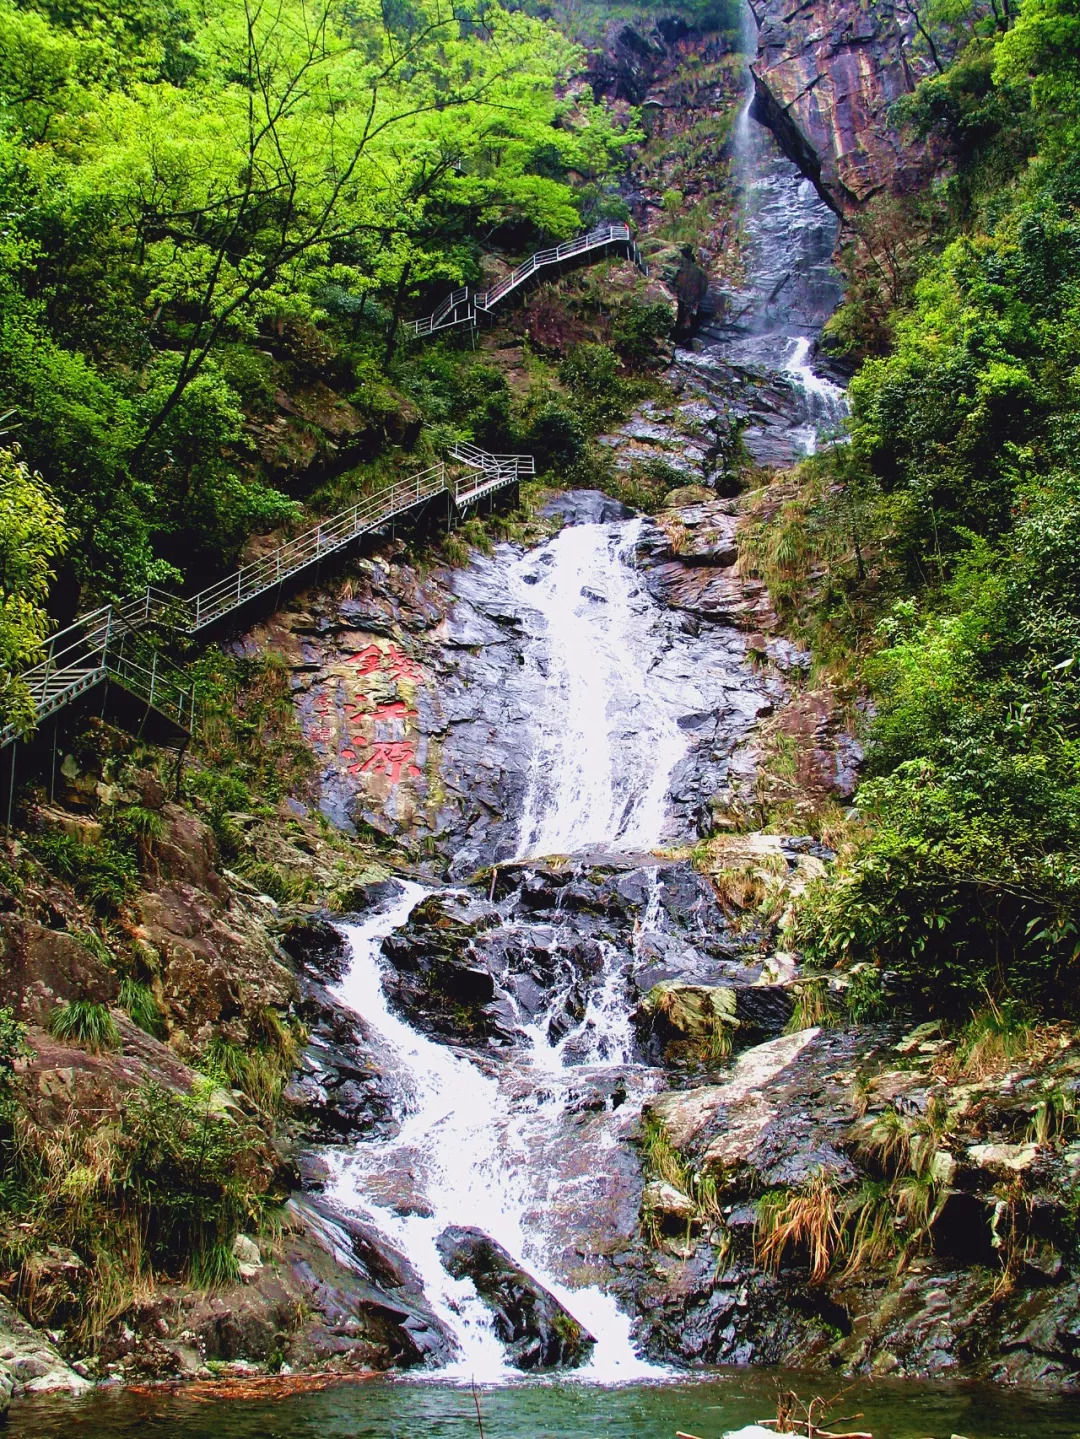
[{"left": 149, "top": 651, "right": 158, "bottom": 707}]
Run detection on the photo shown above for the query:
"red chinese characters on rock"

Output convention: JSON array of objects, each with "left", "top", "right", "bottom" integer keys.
[
  {"left": 304, "top": 689, "right": 333, "bottom": 749},
  {"left": 337, "top": 642, "right": 424, "bottom": 784},
  {"left": 357, "top": 739, "right": 421, "bottom": 783},
  {"left": 343, "top": 643, "right": 424, "bottom": 685}
]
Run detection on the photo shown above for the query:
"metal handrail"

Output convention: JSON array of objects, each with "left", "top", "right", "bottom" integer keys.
[
  {"left": 410, "top": 224, "right": 637, "bottom": 337},
  {"left": 2, "top": 444, "right": 533, "bottom": 750}
]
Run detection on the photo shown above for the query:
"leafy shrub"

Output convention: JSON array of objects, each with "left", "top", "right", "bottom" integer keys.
[
  {"left": 29, "top": 831, "right": 138, "bottom": 915},
  {"left": 49, "top": 1001, "right": 120, "bottom": 1053},
  {"left": 558, "top": 343, "right": 632, "bottom": 430},
  {"left": 526, "top": 399, "right": 585, "bottom": 472},
  {"left": 0, "top": 1008, "right": 29, "bottom": 1126},
  {"left": 609, "top": 298, "right": 672, "bottom": 371},
  {"left": 791, "top": 469, "right": 1080, "bottom": 1015}
]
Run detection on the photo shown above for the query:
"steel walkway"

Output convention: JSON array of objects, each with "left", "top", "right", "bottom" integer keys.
[
  {"left": 2, "top": 445, "right": 534, "bottom": 751},
  {"left": 410, "top": 224, "right": 645, "bottom": 337}
]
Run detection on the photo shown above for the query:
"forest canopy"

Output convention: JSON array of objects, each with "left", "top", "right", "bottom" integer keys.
[{"left": 0, "top": 0, "right": 632, "bottom": 606}]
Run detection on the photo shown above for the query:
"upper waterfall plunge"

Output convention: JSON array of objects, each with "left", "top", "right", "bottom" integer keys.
[{"left": 676, "top": 2, "right": 848, "bottom": 464}]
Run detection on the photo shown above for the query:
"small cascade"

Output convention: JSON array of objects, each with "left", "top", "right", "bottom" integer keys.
[
  {"left": 783, "top": 336, "right": 848, "bottom": 455},
  {"left": 511, "top": 517, "right": 690, "bottom": 860},
  {"left": 328, "top": 885, "right": 666, "bottom": 1382}
]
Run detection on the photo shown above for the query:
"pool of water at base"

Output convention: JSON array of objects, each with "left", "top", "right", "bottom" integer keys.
[{"left": 8, "top": 1373, "right": 1080, "bottom": 1439}]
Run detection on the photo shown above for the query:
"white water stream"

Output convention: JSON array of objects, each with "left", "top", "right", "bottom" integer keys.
[
  {"left": 323, "top": 2, "right": 849, "bottom": 1381},
  {"left": 328, "top": 882, "right": 664, "bottom": 1382},
  {"left": 511, "top": 517, "right": 690, "bottom": 860},
  {"left": 783, "top": 337, "right": 847, "bottom": 455}
]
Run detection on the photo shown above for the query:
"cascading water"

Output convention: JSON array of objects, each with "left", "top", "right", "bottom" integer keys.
[
  {"left": 783, "top": 337, "right": 847, "bottom": 455},
  {"left": 324, "top": 499, "right": 775, "bottom": 1381},
  {"left": 510, "top": 517, "right": 690, "bottom": 860},
  {"left": 327, "top": 883, "right": 665, "bottom": 1382},
  {"left": 321, "top": 5, "right": 850, "bottom": 1384}
]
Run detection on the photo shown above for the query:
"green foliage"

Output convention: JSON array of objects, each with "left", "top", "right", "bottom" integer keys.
[
  {"left": 0, "top": 1075, "right": 274, "bottom": 1330},
  {"left": 190, "top": 1239, "right": 240, "bottom": 1290},
  {"left": 557, "top": 342, "right": 634, "bottom": 429},
  {"left": 0, "top": 445, "right": 72, "bottom": 733},
  {"left": 791, "top": 468, "right": 1080, "bottom": 1014},
  {"left": 29, "top": 830, "right": 138, "bottom": 914},
  {"left": 766, "top": 18, "right": 1080, "bottom": 1020},
  {"left": 119, "top": 1080, "right": 272, "bottom": 1285},
  {"left": 201, "top": 1008, "right": 303, "bottom": 1113},
  {"left": 183, "top": 652, "right": 313, "bottom": 855},
  {"left": 526, "top": 396, "right": 586, "bottom": 472},
  {"left": 608, "top": 298, "right": 672, "bottom": 371},
  {"left": 118, "top": 978, "right": 164, "bottom": 1037},
  {"left": 0, "top": 1008, "right": 30, "bottom": 1126},
  {"left": 109, "top": 803, "right": 166, "bottom": 843},
  {"left": 0, "top": 0, "right": 634, "bottom": 596},
  {"left": 49, "top": 1000, "right": 120, "bottom": 1053}
]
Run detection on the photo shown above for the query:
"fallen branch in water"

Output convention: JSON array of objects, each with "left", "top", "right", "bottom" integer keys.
[{"left": 756, "top": 1389, "right": 873, "bottom": 1438}]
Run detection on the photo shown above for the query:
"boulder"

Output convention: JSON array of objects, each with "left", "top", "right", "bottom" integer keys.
[
  {"left": 380, "top": 896, "right": 513, "bottom": 1046},
  {"left": 751, "top": 0, "right": 940, "bottom": 213},
  {"left": 0, "top": 1293, "right": 89, "bottom": 1395},
  {"left": 646, "top": 1028, "right": 821, "bottom": 1149},
  {"left": 435, "top": 1226, "right": 595, "bottom": 1370},
  {"left": 967, "top": 1142, "right": 1040, "bottom": 1174},
  {"left": 642, "top": 1180, "right": 696, "bottom": 1228},
  {"left": 540, "top": 490, "right": 635, "bottom": 526},
  {"left": 637, "top": 982, "right": 738, "bottom": 1066}
]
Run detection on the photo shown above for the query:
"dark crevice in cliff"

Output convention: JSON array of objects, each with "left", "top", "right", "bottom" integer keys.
[{"left": 748, "top": 70, "right": 845, "bottom": 217}]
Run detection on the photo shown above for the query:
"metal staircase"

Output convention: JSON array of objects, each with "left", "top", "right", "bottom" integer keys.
[
  {"left": 1, "top": 607, "right": 196, "bottom": 752},
  {"left": 410, "top": 224, "right": 645, "bottom": 337},
  {"left": 1, "top": 444, "right": 533, "bottom": 752}
]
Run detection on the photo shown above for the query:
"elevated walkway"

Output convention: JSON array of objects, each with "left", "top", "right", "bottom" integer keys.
[
  {"left": 411, "top": 224, "right": 645, "bottom": 338},
  {"left": 2, "top": 444, "right": 533, "bottom": 752}
]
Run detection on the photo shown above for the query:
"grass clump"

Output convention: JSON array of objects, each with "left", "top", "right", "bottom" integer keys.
[
  {"left": 201, "top": 1008, "right": 304, "bottom": 1113},
  {"left": 0, "top": 1079, "right": 279, "bottom": 1338},
  {"left": 118, "top": 979, "right": 165, "bottom": 1038},
  {"left": 49, "top": 1001, "right": 120, "bottom": 1054}
]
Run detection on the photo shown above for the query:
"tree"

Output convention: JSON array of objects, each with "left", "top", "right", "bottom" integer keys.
[{"left": 0, "top": 445, "right": 72, "bottom": 733}]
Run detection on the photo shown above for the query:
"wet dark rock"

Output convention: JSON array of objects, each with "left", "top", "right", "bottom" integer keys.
[
  {"left": 435, "top": 1226, "right": 596, "bottom": 1369},
  {"left": 541, "top": 490, "right": 636, "bottom": 526},
  {"left": 380, "top": 895, "right": 515, "bottom": 1046},
  {"left": 285, "top": 1198, "right": 457, "bottom": 1367},
  {"left": 283, "top": 917, "right": 398, "bottom": 1142},
  {"left": 281, "top": 917, "right": 352, "bottom": 985}
]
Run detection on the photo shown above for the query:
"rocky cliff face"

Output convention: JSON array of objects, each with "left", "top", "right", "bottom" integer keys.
[{"left": 749, "top": 0, "right": 937, "bottom": 212}]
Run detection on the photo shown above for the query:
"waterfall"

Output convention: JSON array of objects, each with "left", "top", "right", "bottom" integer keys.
[
  {"left": 320, "top": 5, "right": 850, "bottom": 1382},
  {"left": 323, "top": 508, "right": 763, "bottom": 1382},
  {"left": 511, "top": 517, "right": 689, "bottom": 860},
  {"left": 327, "top": 885, "right": 665, "bottom": 1382},
  {"left": 679, "top": 1, "right": 848, "bottom": 461},
  {"left": 783, "top": 337, "right": 847, "bottom": 455}
]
